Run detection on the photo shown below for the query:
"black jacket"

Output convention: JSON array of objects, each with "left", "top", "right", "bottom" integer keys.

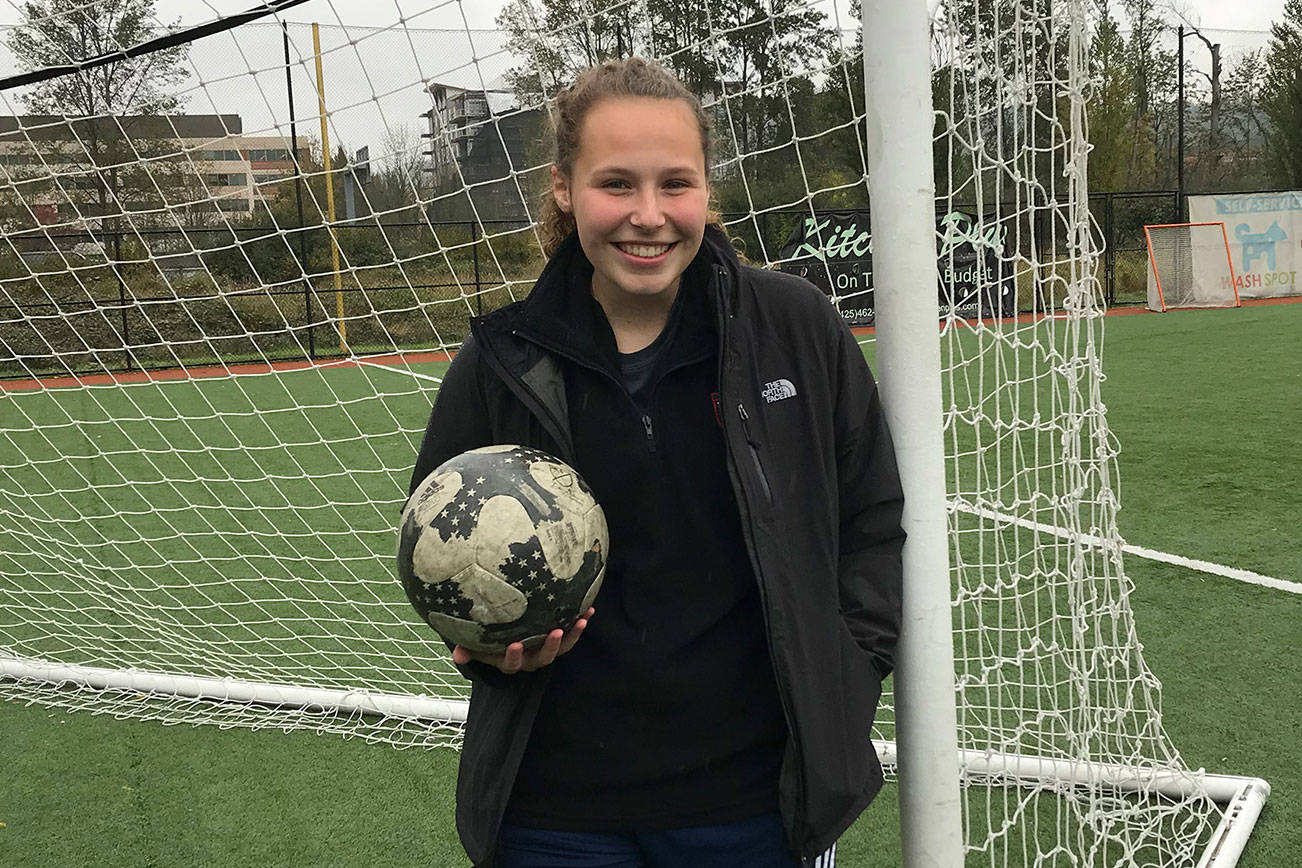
[{"left": 409, "top": 227, "right": 905, "bottom": 865}]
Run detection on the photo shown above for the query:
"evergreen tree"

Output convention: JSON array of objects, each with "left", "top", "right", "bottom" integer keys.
[
  {"left": 1088, "top": 4, "right": 1150, "bottom": 190},
  {"left": 1121, "top": 0, "right": 1176, "bottom": 188},
  {"left": 1261, "top": 0, "right": 1302, "bottom": 187}
]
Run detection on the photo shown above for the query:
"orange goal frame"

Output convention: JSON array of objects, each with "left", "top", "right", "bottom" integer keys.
[{"left": 1143, "top": 221, "right": 1242, "bottom": 311}]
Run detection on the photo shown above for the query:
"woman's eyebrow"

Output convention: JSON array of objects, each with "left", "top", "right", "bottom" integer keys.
[{"left": 588, "top": 164, "right": 703, "bottom": 176}]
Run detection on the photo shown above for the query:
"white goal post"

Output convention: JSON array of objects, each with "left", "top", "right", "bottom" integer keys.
[
  {"left": 1145, "top": 221, "right": 1242, "bottom": 311},
  {"left": 0, "top": 1, "right": 1269, "bottom": 866}
]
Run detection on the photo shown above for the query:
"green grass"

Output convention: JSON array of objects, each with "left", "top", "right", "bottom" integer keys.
[{"left": 2, "top": 304, "right": 1299, "bottom": 866}]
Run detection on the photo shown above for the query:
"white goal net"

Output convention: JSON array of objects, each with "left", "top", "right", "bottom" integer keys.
[
  {"left": 1145, "top": 222, "right": 1241, "bottom": 311},
  {"left": 0, "top": 1, "right": 1263, "bottom": 864}
]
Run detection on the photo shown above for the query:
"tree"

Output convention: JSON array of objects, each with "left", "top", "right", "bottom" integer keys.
[
  {"left": 8, "top": 0, "right": 189, "bottom": 117},
  {"left": 496, "top": 0, "right": 644, "bottom": 102},
  {"left": 1122, "top": 0, "right": 1177, "bottom": 187},
  {"left": 496, "top": 0, "right": 835, "bottom": 212},
  {"left": 1203, "top": 50, "right": 1272, "bottom": 189},
  {"left": 1088, "top": 4, "right": 1150, "bottom": 190},
  {"left": 6, "top": 0, "right": 192, "bottom": 226},
  {"left": 1261, "top": 0, "right": 1302, "bottom": 187},
  {"left": 361, "top": 123, "right": 430, "bottom": 219}
]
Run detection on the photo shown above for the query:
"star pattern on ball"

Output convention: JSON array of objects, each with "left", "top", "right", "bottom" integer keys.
[
  {"left": 426, "top": 448, "right": 569, "bottom": 542},
  {"left": 496, "top": 536, "right": 563, "bottom": 604},
  {"left": 411, "top": 577, "right": 474, "bottom": 621},
  {"left": 400, "top": 445, "right": 608, "bottom": 652}
]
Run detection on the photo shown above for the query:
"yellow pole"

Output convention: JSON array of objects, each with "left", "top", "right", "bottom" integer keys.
[{"left": 312, "top": 22, "right": 346, "bottom": 352}]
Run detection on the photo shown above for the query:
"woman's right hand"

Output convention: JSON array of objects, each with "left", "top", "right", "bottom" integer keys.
[{"left": 451, "top": 607, "right": 594, "bottom": 674}]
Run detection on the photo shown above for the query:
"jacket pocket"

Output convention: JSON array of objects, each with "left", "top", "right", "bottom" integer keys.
[{"left": 737, "top": 401, "right": 773, "bottom": 504}]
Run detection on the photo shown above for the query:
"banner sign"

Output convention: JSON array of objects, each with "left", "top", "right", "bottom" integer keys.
[
  {"left": 777, "top": 212, "right": 874, "bottom": 324},
  {"left": 778, "top": 210, "right": 1015, "bottom": 326},
  {"left": 1189, "top": 192, "right": 1302, "bottom": 298},
  {"left": 937, "top": 211, "right": 1017, "bottom": 321}
]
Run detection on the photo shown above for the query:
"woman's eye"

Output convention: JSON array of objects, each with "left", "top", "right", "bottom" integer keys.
[{"left": 601, "top": 179, "right": 630, "bottom": 190}]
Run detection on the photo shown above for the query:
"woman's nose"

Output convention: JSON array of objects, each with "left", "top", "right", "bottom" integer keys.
[{"left": 628, "top": 189, "right": 666, "bottom": 229}]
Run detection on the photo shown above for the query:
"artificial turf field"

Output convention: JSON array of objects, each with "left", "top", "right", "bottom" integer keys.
[{"left": 1, "top": 302, "right": 1298, "bottom": 866}]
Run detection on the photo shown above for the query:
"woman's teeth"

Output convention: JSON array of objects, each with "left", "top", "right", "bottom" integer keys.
[{"left": 617, "top": 242, "right": 673, "bottom": 258}]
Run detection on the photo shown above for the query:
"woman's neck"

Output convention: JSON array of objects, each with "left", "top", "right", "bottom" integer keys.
[{"left": 592, "top": 276, "right": 682, "bottom": 354}]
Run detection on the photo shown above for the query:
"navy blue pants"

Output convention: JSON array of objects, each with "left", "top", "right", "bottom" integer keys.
[{"left": 496, "top": 812, "right": 837, "bottom": 868}]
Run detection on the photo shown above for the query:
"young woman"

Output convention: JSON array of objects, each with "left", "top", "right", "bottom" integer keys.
[{"left": 408, "top": 57, "right": 904, "bottom": 868}]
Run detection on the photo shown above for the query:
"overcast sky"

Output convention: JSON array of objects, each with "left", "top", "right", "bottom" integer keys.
[
  {"left": 0, "top": 0, "right": 1288, "bottom": 168},
  {"left": 0, "top": 0, "right": 1288, "bottom": 34}
]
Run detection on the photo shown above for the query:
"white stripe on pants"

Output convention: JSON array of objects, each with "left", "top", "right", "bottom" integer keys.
[{"left": 810, "top": 842, "right": 836, "bottom": 867}]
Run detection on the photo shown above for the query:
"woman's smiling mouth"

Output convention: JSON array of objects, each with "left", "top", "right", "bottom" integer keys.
[{"left": 614, "top": 241, "right": 677, "bottom": 260}]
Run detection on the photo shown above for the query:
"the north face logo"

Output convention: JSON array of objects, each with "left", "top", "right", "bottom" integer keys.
[{"left": 762, "top": 379, "right": 798, "bottom": 403}]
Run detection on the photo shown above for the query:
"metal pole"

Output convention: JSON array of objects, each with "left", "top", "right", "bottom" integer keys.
[
  {"left": 861, "top": 1, "right": 963, "bottom": 866},
  {"left": 1104, "top": 192, "right": 1116, "bottom": 305},
  {"left": 113, "top": 220, "right": 128, "bottom": 371},
  {"left": 471, "top": 220, "right": 481, "bottom": 317},
  {"left": 284, "top": 23, "right": 315, "bottom": 359},
  {"left": 312, "top": 22, "right": 346, "bottom": 353},
  {"left": 1178, "top": 26, "right": 1185, "bottom": 221}
]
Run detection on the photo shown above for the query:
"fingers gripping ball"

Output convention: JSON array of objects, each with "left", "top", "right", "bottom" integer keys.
[{"left": 397, "top": 445, "right": 607, "bottom": 654}]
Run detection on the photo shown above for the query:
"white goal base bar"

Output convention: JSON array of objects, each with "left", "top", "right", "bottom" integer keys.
[
  {"left": 2, "top": 654, "right": 1266, "bottom": 868},
  {"left": 0, "top": 655, "right": 467, "bottom": 723}
]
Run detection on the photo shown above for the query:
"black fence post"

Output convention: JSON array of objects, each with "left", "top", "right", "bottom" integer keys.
[
  {"left": 284, "top": 23, "right": 315, "bottom": 360},
  {"left": 472, "top": 220, "right": 482, "bottom": 317},
  {"left": 1104, "top": 192, "right": 1116, "bottom": 306},
  {"left": 113, "top": 225, "right": 129, "bottom": 372}
]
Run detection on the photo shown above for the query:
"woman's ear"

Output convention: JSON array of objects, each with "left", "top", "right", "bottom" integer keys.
[{"left": 551, "top": 164, "right": 572, "bottom": 213}]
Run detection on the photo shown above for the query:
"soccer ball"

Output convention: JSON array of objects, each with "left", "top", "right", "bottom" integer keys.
[{"left": 397, "top": 445, "right": 608, "bottom": 654}]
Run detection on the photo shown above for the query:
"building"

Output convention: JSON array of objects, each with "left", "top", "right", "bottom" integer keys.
[
  {"left": 0, "top": 114, "right": 308, "bottom": 227},
  {"left": 421, "top": 82, "right": 542, "bottom": 224}
]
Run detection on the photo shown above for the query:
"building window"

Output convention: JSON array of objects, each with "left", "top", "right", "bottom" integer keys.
[
  {"left": 201, "top": 149, "right": 242, "bottom": 161},
  {"left": 211, "top": 173, "right": 247, "bottom": 187},
  {"left": 248, "top": 148, "right": 290, "bottom": 162}
]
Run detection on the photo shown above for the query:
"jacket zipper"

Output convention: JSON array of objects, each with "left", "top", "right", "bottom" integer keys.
[
  {"left": 713, "top": 266, "right": 809, "bottom": 853},
  {"left": 737, "top": 402, "right": 771, "bottom": 503},
  {"left": 641, "top": 414, "right": 657, "bottom": 453},
  {"left": 511, "top": 327, "right": 709, "bottom": 456}
]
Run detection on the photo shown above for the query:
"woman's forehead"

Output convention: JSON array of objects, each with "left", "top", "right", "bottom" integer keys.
[{"left": 574, "top": 97, "right": 705, "bottom": 167}]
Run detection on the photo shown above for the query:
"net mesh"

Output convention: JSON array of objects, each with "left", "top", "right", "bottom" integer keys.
[{"left": 0, "top": 0, "right": 1230, "bottom": 862}]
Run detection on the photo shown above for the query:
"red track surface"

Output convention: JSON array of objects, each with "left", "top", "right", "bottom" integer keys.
[{"left": 3, "top": 296, "right": 1298, "bottom": 393}]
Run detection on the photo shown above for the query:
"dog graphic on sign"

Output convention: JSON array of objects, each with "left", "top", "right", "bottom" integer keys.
[{"left": 1235, "top": 221, "right": 1287, "bottom": 272}]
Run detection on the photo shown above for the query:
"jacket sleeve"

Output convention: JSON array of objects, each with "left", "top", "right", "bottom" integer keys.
[
  {"left": 408, "top": 334, "right": 493, "bottom": 496},
  {"left": 831, "top": 316, "right": 906, "bottom": 680},
  {"left": 406, "top": 334, "right": 521, "bottom": 689}
]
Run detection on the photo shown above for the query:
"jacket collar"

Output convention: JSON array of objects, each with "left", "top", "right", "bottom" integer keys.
[{"left": 508, "top": 226, "right": 740, "bottom": 373}]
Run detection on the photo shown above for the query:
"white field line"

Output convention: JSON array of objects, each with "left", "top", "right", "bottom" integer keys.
[
  {"left": 954, "top": 500, "right": 1302, "bottom": 595},
  {"left": 360, "top": 357, "right": 1299, "bottom": 595},
  {"left": 357, "top": 359, "right": 444, "bottom": 383}
]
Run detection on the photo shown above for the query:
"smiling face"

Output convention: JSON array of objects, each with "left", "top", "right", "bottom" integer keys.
[{"left": 551, "top": 96, "right": 710, "bottom": 312}]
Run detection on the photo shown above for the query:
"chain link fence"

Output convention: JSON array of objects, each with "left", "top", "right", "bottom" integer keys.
[{"left": 1, "top": 192, "right": 1191, "bottom": 379}]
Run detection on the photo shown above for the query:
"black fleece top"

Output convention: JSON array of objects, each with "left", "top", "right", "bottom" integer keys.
[{"left": 501, "top": 246, "right": 787, "bottom": 831}]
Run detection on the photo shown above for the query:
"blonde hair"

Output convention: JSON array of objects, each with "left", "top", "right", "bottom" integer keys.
[{"left": 538, "top": 57, "right": 725, "bottom": 257}]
